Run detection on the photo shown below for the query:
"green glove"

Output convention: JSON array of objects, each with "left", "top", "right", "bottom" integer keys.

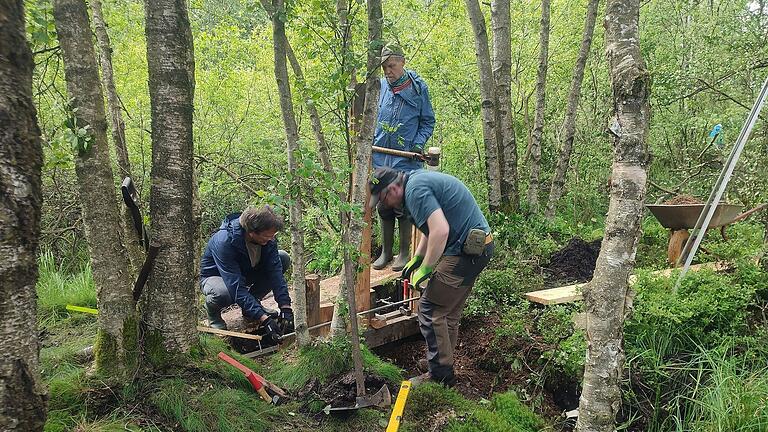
[
  {"left": 412, "top": 265, "right": 434, "bottom": 288},
  {"left": 401, "top": 255, "right": 424, "bottom": 280}
]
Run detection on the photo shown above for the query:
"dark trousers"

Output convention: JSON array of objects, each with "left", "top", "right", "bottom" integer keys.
[{"left": 419, "top": 242, "right": 494, "bottom": 381}]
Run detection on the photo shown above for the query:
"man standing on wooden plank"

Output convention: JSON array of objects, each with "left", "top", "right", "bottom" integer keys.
[
  {"left": 369, "top": 168, "right": 494, "bottom": 386},
  {"left": 199, "top": 206, "right": 292, "bottom": 345},
  {"left": 372, "top": 43, "right": 436, "bottom": 272}
]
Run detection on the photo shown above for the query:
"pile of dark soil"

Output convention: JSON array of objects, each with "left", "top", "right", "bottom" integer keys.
[
  {"left": 543, "top": 238, "right": 602, "bottom": 285},
  {"left": 663, "top": 194, "right": 703, "bottom": 205},
  {"left": 376, "top": 316, "right": 575, "bottom": 428},
  {"left": 297, "top": 372, "right": 390, "bottom": 410}
]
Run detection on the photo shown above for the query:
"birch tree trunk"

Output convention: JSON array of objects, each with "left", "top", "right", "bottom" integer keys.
[
  {"left": 466, "top": 0, "right": 502, "bottom": 213},
  {"left": 527, "top": 0, "right": 551, "bottom": 213},
  {"left": 143, "top": 0, "right": 198, "bottom": 357},
  {"left": 575, "top": 0, "right": 650, "bottom": 428},
  {"left": 343, "top": 0, "right": 382, "bottom": 395},
  {"left": 491, "top": 0, "right": 520, "bottom": 214},
  {"left": 285, "top": 40, "right": 333, "bottom": 176},
  {"left": 329, "top": 2, "right": 382, "bottom": 391},
  {"left": 91, "top": 0, "right": 131, "bottom": 180},
  {"left": 329, "top": 0, "right": 357, "bottom": 338},
  {"left": 53, "top": 0, "right": 139, "bottom": 376},
  {"left": 91, "top": 0, "right": 145, "bottom": 271},
  {"left": 265, "top": 0, "right": 310, "bottom": 347},
  {"left": 545, "top": 0, "right": 600, "bottom": 219},
  {"left": 0, "top": 2, "right": 47, "bottom": 429}
]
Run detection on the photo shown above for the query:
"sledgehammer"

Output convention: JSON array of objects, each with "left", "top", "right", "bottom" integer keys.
[
  {"left": 217, "top": 352, "right": 286, "bottom": 404},
  {"left": 372, "top": 146, "right": 441, "bottom": 167}
]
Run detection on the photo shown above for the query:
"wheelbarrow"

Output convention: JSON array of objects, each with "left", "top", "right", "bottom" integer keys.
[{"left": 646, "top": 203, "right": 766, "bottom": 265}]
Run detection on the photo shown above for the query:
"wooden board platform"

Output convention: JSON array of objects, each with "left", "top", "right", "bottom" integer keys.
[
  {"left": 318, "top": 267, "right": 399, "bottom": 304},
  {"left": 525, "top": 261, "right": 731, "bottom": 305}
]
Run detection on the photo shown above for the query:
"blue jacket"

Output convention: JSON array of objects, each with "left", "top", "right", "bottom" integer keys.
[
  {"left": 200, "top": 213, "right": 290, "bottom": 319},
  {"left": 372, "top": 70, "right": 436, "bottom": 173}
]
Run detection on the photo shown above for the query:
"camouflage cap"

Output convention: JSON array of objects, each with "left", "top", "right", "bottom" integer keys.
[{"left": 380, "top": 43, "right": 405, "bottom": 64}]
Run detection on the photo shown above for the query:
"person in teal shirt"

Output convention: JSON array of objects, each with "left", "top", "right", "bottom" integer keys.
[{"left": 369, "top": 168, "right": 494, "bottom": 386}]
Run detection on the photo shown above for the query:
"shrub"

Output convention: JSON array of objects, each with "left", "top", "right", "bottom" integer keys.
[
  {"left": 446, "top": 392, "right": 545, "bottom": 432},
  {"left": 627, "top": 268, "right": 756, "bottom": 350},
  {"left": 464, "top": 268, "right": 542, "bottom": 318}
]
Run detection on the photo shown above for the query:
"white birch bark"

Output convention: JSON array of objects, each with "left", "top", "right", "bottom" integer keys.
[
  {"left": 575, "top": 0, "right": 651, "bottom": 428},
  {"left": 545, "top": 0, "right": 600, "bottom": 219},
  {"left": 0, "top": 2, "right": 47, "bottom": 429},
  {"left": 466, "top": 0, "right": 502, "bottom": 213},
  {"left": 491, "top": 0, "right": 520, "bottom": 213},
  {"left": 90, "top": 0, "right": 145, "bottom": 272},
  {"left": 53, "top": 0, "right": 138, "bottom": 376},
  {"left": 328, "top": 0, "right": 382, "bottom": 396},
  {"left": 143, "top": 0, "right": 198, "bottom": 356},
  {"left": 264, "top": 0, "right": 311, "bottom": 346},
  {"left": 527, "top": 0, "right": 551, "bottom": 213},
  {"left": 285, "top": 40, "right": 333, "bottom": 176}
]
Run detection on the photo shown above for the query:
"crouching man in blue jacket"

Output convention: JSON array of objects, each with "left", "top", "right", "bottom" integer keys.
[{"left": 200, "top": 205, "right": 292, "bottom": 344}]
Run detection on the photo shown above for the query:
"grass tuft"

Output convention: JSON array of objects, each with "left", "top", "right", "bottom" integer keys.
[
  {"left": 150, "top": 378, "right": 274, "bottom": 432},
  {"left": 268, "top": 336, "right": 403, "bottom": 391},
  {"left": 37, "top": 250, "right": 96, "bottom": 327}
]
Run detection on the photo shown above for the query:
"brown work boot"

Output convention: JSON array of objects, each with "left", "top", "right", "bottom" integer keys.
[
  {"left": 408, "top": 372, "right": 456, "bottom": 388},
  {"left": 408, "top": 372, "right": 431, "bottom": 387}
]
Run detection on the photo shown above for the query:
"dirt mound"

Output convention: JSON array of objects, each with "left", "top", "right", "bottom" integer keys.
[
  {"left": 375, "top": 315, "right": 573, "bottom": 429},
  {"left": 298, "top": 372, "right": 390, "bottom": 410},
  {"left": 663, "top": 194, "right": 703, "bottom": 205},
  {"left": 543, "top": 238, "right": 601, "bottom": 285}
]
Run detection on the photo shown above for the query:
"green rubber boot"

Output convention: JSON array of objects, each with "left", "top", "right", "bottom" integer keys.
[
  {"left": 372, "top": 217, "right": 395, "bottom": 270},
  {"left": 205, "top": 302, "right": 227, "bottom": 330},
  {"left": 391, "top": 217, "right": 412, "bottom": 271}
]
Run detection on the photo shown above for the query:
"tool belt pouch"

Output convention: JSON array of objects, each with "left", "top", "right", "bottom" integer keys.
[{"left": 462, "top": 229, "right": 486, "bottom": 256}]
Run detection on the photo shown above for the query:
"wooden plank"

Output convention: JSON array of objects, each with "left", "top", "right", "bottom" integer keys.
[
  {"left": 525, "top": 261, "right": 732, "bottom": 305},
  {"left": 313, "top": 303, "right": 334, "bottom": 337},
  {"left": 197, "top": 325, "right": 263, "bottom": 341},
  {"left": 369, "top": 317, "right": 388, "bottom": 329},
  {"left": 364, "top": 315, "right": 420, "bottom": 348},
  {"left": 319, "top": 267, "right": 399, "bottom": 304},
  {"left": 305, "top": 274, "right": 321, "bottom": 328}
]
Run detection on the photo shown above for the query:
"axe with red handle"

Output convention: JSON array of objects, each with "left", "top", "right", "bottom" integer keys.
[{"left": 217, "top": 352, "right": 285, "bottom": 404}]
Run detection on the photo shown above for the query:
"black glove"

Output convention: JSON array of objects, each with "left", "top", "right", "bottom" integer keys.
[
  {"left": 278, "top": 307, "right": 294, "bottom": 334},
  {"left": 261, "top": 317, "right": 283, "bottom": 345}
]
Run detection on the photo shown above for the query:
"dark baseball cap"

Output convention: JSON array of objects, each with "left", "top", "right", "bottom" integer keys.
[{"left": 368, "top": 167, "right": 400, "bottom": 209}]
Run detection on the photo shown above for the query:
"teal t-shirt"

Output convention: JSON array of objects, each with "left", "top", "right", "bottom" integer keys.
[{"left": 404, "top": 170, "right": 490, "bottom": 256}]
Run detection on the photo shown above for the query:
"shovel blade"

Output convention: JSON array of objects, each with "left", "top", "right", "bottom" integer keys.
[{"left": 355, "top": 384, "right": 392, "bottom": 408}]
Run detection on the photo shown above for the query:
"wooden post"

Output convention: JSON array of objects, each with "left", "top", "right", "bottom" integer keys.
[{"left": 305, "top": 274, "right": 321, "bottom": 333}]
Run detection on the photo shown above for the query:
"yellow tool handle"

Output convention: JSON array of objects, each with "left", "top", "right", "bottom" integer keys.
[
  {"left": 386, "top": 381, "right": 412, "bottom": 432},
  {"left": 66, "top": 305, "right": 99, "bottom": 315}
]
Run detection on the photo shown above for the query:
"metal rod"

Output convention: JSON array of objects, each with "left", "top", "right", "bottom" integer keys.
[
  {"left": 281, "top": 296, "right": 421, "bottom": 339},
  {"left": 674, "top": 75, "right": 768, "bottom": 290}
]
